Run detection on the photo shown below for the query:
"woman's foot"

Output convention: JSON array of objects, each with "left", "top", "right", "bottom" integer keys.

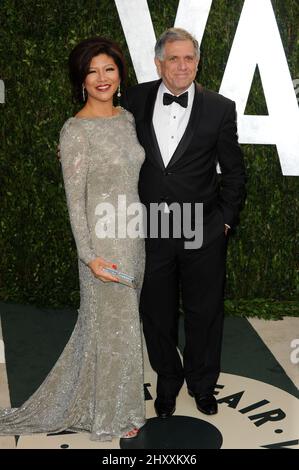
[{"left": 122, "top": 427, "right": 139, "bottom": 439}]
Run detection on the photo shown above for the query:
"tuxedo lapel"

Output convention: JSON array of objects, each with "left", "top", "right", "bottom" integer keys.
[
  {"left": 142, "top": 79, "right": 165, "bottom": 170},
  {"left": 167, "top": 82, "right": 203, "bottom": 169}
]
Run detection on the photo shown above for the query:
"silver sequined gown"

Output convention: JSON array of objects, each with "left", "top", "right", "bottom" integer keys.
[{"left": 0, "top": 108, "right": 146, "bottom": 441}]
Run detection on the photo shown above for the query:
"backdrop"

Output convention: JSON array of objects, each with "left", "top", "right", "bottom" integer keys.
[{"left": 0, "top": 0, "right": 298, "bottom": 314}]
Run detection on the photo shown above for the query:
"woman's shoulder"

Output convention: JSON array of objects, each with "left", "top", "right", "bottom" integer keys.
[
  {"left": 60, "top": 117, "right": 87, "bottom": 141},
  {"left": 122, "top": 107, "right": 135, "bottom": 124}
]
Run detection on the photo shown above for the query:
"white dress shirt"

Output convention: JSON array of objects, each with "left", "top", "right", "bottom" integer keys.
[{"left": 153, "top": 81, "right": 195, "bottom": 168}]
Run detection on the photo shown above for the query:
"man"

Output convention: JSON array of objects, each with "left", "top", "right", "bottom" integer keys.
[{"left": 122, "top": 28, "right": 246, "bottom": 418}]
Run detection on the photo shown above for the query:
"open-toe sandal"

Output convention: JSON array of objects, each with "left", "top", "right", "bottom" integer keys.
[{"left": 122, "top": 427, "right": 139, "bottom": 439}]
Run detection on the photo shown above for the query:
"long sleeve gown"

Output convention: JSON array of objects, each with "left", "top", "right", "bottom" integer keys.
[{"left": 0, "top": 108, "right": 146, "bottom": 441}]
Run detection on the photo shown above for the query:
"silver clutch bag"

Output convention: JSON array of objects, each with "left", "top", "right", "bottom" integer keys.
[{"left": 103, "top": 267, "right": 137, "bottom": 289}]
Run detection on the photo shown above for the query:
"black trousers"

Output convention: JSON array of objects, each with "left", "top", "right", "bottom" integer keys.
[{"left": 140, "top": 233, "right": 228, "bottom": 398}]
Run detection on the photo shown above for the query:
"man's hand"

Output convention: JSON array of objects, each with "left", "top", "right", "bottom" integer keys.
[{"left": 224, "top": 224, "right": 230, "bottom": 236}]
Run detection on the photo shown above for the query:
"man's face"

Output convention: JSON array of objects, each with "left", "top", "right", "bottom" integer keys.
[{"left": 155, "top": 39, "right": 199, "bottom": 96}]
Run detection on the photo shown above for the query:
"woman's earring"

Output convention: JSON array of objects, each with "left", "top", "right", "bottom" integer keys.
[
  {"left": 117, "top": 84, "right": 121, "bottom": 98},
  {"left": 82, "top": 85, "right": 86, "bottom": 101}
]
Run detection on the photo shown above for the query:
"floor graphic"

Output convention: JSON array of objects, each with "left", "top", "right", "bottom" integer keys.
[{"left": 0, "top": 302, "right": 298, "bottom": 449}]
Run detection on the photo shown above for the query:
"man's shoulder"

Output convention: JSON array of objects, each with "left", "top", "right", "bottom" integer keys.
[{"left": 199, "top": 84, "right": 235, "bottom": 108}]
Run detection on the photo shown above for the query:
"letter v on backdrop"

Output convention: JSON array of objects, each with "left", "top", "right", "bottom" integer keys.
[{"left": 115, "top": 0, "right": 299, "bottom": 176}]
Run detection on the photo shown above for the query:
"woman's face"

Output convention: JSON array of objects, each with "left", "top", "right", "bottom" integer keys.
[{"left": 84, "top": 53, "right": 120, "bottom": 104}]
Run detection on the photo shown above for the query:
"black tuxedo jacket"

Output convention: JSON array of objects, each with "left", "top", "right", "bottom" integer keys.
[{"left": 122, "top": 79, "right": 246, "bottom": 244}]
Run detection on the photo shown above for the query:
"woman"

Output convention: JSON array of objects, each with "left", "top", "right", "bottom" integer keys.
[{"left": 0, "top": 37, "right": 146, "bottom": 441}]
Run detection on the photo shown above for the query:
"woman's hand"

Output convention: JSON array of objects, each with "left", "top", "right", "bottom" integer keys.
[{"left": 88, "top": 257, "right": 119, "bottom": 283}]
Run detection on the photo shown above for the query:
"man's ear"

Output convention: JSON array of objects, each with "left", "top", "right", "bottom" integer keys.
[{"left": 154, "top": 57, "right": 162, "bottom": 77}]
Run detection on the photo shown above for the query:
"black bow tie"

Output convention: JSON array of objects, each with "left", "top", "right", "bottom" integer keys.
[{"left": 163, "top": 91, "right": 188, "bottom": 108}]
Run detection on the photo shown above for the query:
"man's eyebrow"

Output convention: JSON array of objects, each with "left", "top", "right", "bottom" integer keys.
[{"left": 167, "top": 54, "right": 195, "bottom": 58}]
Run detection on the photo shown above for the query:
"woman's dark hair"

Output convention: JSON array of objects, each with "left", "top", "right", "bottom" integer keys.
[{"left": 68, "top": 36, "right": 127, "bottom": 103}]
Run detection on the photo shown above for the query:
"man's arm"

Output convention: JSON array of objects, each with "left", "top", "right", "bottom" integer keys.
[{"left": 217, "top": 101, "right": 246, "bottom": 229}]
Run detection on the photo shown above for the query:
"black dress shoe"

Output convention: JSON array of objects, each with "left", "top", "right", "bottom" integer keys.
[
  {"left": 154, "top": 397, "right": 176, "bottom": 418},
  {"left": 188, "top": 390, "right": 218, "bottom": 415}
]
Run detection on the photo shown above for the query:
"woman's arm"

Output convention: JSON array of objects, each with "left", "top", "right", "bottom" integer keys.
[
  {"left": 59, "top": 121, "right": 97, "bottom": 265},
  {"left": 59, "top": 121, "right": 119, "bottom": 283}
]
